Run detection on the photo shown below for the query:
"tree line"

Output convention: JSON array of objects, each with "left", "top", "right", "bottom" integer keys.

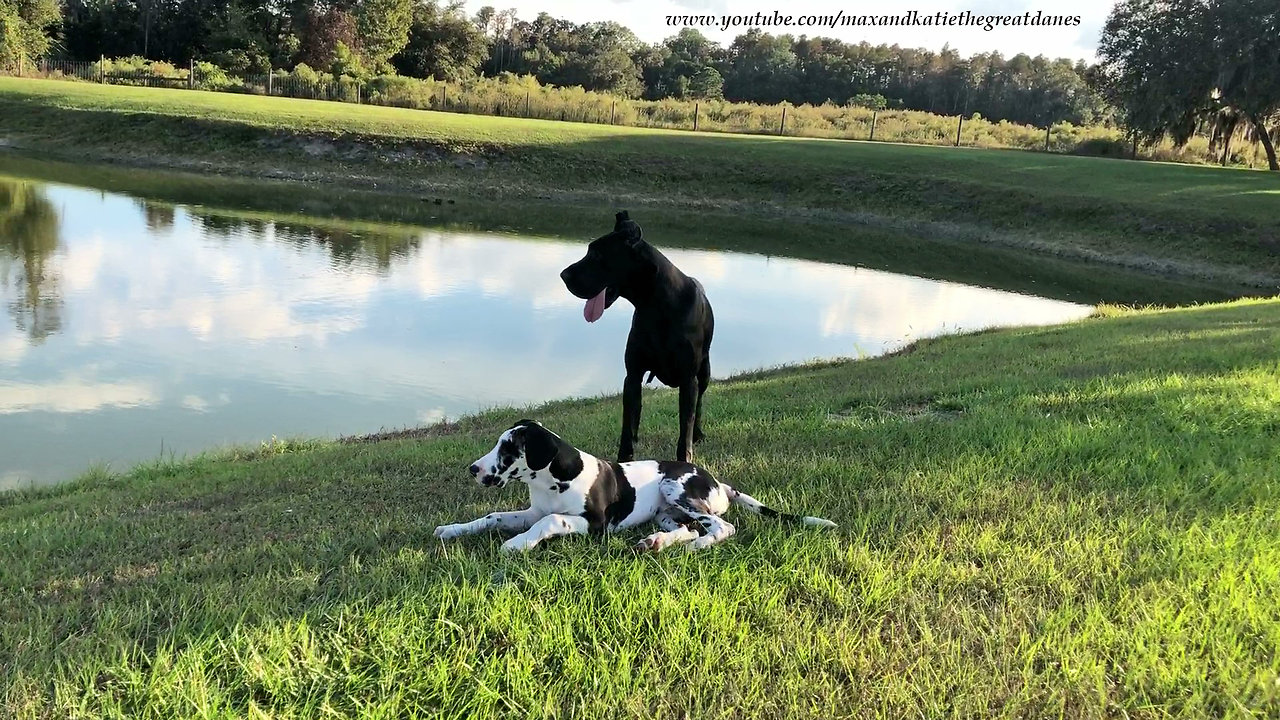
[
  {"left": 1, "top": 0, "right": 1275, "bottom": 168},
  {"left": 3, "top": 0, "right": 1104, "bottom": 126}
]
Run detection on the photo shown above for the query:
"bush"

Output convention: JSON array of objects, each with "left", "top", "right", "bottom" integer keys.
[{"left": 194, "top": 61, "right": 236, "bottom": 91}]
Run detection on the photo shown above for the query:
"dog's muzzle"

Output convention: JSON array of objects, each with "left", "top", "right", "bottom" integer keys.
[{"left": 470, "top": 464, "right": 505, "bottom": 487}]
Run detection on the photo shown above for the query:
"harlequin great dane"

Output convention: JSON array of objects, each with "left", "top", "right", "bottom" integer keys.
[
  {"left": 559, "top": 211, "right": 713, "bottom": 464},
  {"left": 432, "top": 420, "right": 836, "bottom": 553}
]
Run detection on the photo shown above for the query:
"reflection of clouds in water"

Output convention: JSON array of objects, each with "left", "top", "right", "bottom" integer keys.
[
  {"left": 0, "top": 333, "right": 27, "bottom": 365},
  {"left": 762, "top": 258, "right": 1081, "bottom": 342},
  {"left": 4, "top": 180, "right": 1092, "bottom": 486},
  {"left": 667, "top": 249, "right": 1086, "bottom": 357},
  {"left": 417, "top": 407, "right": 446, "bottom": 424},
  {"left": 0, "top": 374, "right": 157, "bottom": 414},
  {"left": 385, "top": 232, "right": 585, "bottom": 310},
  {"left": 181, "top": 392, "right": 231, "bottom": 413},
  {"left": 60, "top": 230, "right": 378, "bottom": 345}
]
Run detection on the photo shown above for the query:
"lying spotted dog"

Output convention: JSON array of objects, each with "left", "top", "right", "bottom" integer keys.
[{"left": 433, "top": 420, "right": 836, "bottom": 553}]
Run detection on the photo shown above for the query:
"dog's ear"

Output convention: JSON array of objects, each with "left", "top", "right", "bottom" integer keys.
[
  {"left": 521, "top": 424, "right": 585, "bottom": 480},
  {"left": 610, "top": 211, "right": 642, "bottom": 248},
  {"left": 624, "top": 220, "right": 643, "bottom": 247},
  {"left": 521, "top": 424, "right": 557, "bottom": 472}
]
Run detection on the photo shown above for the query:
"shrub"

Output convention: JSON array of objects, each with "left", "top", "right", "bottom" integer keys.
[{"left": 194, "top": 61, "right": 236, "bottom": 91}]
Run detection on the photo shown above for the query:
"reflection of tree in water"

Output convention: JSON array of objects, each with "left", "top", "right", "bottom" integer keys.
[
  {"left": 134, "top": 200, "right": 175, "bottom": 233},
  {"left": 190, "top": 212, "right": 420, "bottom": 272},
  {"left": 0, "top": 181, "right": 63, "bottom": 343}
]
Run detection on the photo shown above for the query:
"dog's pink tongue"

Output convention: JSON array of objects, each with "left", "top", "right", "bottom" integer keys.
[{"left": 584, "top": 289, "right": 607, "bottom": 323}]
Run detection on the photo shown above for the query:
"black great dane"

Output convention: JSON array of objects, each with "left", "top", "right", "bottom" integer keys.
[{"left": 560, "top": 212, "right": 714, "bottom": 463}]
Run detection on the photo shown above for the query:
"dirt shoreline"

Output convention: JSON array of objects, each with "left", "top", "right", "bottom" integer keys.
[{"left": 4, "top": 137, "right": 1278, "bottom": 292}]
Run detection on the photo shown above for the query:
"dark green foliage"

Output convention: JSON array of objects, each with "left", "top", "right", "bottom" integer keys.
[
  {"left": 47, "top": 0, "right": 1105, "bottom": 127},
  {"left": 1096, "top": 0, "right": 1280, "bottom": 170},
  {"left": 391, "top": 0, "right": 486, "bottom": 81}
]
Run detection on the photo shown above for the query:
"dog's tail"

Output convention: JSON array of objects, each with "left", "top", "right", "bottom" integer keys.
[{"left": 723, "top": 485, "right": 837, "bottom": 529}]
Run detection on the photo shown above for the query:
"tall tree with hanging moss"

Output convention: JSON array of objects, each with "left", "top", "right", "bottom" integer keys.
[{"left": 1096, "top": 0, "right": 1279, "bottom": 170}]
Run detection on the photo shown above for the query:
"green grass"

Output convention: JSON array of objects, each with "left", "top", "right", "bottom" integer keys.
[
  {"left": 2, "top": 78, "right": 1280, "bottom": 289},
  {"left": 4, "top": 299, "right": 1279, "bottom": 718}
]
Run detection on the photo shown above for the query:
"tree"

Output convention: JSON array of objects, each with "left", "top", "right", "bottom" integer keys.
[
  {"left": 393, "top": 0, "right": 487, "bottom": 80},
  {"left": 723, "top": 29, "right": 797, "bottom": 104},
  {"left": 647, "top": 28, "right": 718, "bottom": 98},
  {"left": 689, "top": 66, "right": 722, "bottom": 100},
  {"left": 0, "top": 0, "right": 59, "bottom": 69},
  {"left": 357, "top": 0, "right": 413, "bottom": 70},
  {"left": 1096, "top": 0, "right": 1279, "bottom": 170},
  {"left": 297, "top": 6, "right": 359, "bottom": 70},
  {"left": 1210, "top": 0, "right": 1280, "bottom": 170}
]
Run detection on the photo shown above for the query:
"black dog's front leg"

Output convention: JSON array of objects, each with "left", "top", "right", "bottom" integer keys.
[
  {"left": 619, "top": 371, "right": 643, "bottom": 462},
  {"left": 677, "top": 378, "right": 698, "bottom": 462}
]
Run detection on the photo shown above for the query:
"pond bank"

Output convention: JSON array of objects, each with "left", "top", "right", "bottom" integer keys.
[
  {"left": 3, "top": 299, "right": 1279, "bottom": 717},
  {"left": 3, "top": 78, "right": 1280, "bottom": 293}
]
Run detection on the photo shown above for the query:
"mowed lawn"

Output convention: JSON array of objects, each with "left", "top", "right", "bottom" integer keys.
[
  {"left": 3, "top": 299, "right": 1279, "bottom": 718},
  {"left": 1, "top": 78, "right": 1276, "bottom": 222}
]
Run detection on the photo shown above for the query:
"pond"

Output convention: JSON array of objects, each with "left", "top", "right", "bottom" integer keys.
[{"left": 0, "top": 163, "right": 1093, "bottom": 489}]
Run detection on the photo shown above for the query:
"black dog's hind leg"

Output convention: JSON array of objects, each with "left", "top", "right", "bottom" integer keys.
[
  {"left": 692, "top": 357, "right": 709, "bottom": 444},
  {"left": 619, "top": 371, "right": 643, "bottom": 462},
  {"left": 677, "top": 378, "right": 698, "bottom": 462}
]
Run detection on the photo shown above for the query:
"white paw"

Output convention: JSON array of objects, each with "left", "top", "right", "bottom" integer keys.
[
  {"left": 634, "top": 535, "right": 662, "bottom": 552},
  {"left": 688, "top": 536, "right": 716, "bottom": 551},
  {"left": 433, "top": 524, "right": 464, "bottom": 540},
  {"left": 500, "top": 538, "right": 534, "bottom": 554}
]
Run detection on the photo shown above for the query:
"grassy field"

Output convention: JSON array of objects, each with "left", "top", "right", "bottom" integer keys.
[
  {"left": 2, "top": 78, "right": 1280, "bottom": 289},
  {"left": 3, "top": 299, "right": 1279, "bottom": 718}
]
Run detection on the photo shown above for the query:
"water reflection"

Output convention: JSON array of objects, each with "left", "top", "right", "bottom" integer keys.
[
  {"left": 0, "top": 178, "right": 1091, "bottom": 489},
  {"left": 0, "top": 181, "right": 63, "bottom": 344}
]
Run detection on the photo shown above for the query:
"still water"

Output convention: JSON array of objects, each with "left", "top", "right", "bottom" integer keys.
[{"left": 0, "top": 173, "right": 1091, "bottom": 489}]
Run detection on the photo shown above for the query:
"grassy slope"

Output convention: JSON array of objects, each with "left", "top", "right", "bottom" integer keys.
[
  {"left": 0, "top": 154, "right": 1243, "bottom": 306},
  {"left": 2, "top": 78, "right": 1280, "bottom": 288},
  {"left": 4, "top": 299, "right": 1279, "bottom": 718}
]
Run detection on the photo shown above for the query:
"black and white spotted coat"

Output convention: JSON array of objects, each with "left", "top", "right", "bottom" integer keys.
[{"left": 433, "top": 420, "right": 835, "bottom": 553}]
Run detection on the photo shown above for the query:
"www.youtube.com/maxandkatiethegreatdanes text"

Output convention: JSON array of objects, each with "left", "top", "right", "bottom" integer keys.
[{"left": 665, "top": 10, "right": 1082, "bottom": 33}]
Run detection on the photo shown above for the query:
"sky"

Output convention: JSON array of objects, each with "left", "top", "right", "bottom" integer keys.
[{"left": 461, "top": 0, "right": 1116, "bottom": 62}]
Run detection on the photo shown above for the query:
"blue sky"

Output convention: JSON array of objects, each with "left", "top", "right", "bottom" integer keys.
[{"left": 462, "top": 0, "right": 1112, "bottom": 62}]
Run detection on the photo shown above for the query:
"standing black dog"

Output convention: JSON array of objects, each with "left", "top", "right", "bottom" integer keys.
[{"left": 560, "top": 211, "right": 714, "bottom": 463}]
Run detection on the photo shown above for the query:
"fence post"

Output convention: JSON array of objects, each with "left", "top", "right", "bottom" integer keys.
[
  {"left": 779, "top": 106, "right": 787, "bottom": 135},
  {"left": 870, "top": 110, "right": 877, "bottom": 141},
  {"left": 356, "top": 83, "right": 361, "bottom": 104},
  {"left": 1131, "top": 134, "right": 1138, "bottom": 159},
  {"left": 1044, "top": 125, "right": 1051, "bottom": 152},
  {"left": 525, "top": 91, "right": 530, "bottom": 117},
  {"left": 99, "top": 55, "right": 105, "bottom": 83},
  {"left": 610, "top": 100, "right": 615, "bottom": 125},
  {"left": 955, "top": 115, "right": 963, "bottom": 146},
  {"left": 694, "top": 103, "right": 699, "bottom": 131},
  {"left": 16, "top": 55, "right": 21, "bottom": 77},
  {"left": 267, "top": 71, "right": 273, "bottom": 96},
  {"left": 189, "top": 59, "right": 195, "bottom": 90}
]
